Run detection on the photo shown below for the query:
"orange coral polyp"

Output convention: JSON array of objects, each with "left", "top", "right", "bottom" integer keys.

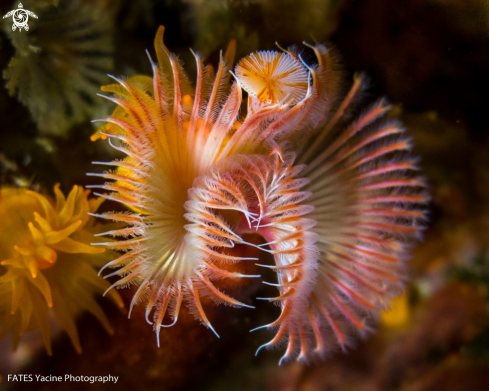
[{"left": 0, "top": 186, "right": 122, "bottom": 354}]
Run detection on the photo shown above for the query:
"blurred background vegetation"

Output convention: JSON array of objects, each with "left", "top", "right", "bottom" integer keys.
[{"left": 1, "top": 0, "right": 489, "bottom": 390}]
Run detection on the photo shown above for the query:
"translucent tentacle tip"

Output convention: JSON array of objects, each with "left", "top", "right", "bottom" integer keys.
[
  {"left": 255, "top": 342, "right": 270, "bottom": 357},
  {"left": 208, "top": 323, "right": 220, "bottom": 339}
]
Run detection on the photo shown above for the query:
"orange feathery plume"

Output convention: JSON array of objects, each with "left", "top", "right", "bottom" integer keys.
[
  {"left": 90, "top": 26, "right": 428, "bottom": 363},
  {"left": 0, "top": 186, "right": 123, "bottom": 354}
]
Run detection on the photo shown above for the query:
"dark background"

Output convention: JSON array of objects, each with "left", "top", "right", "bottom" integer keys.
[{"left": 1, "top": 0, "right": 489, "bottom": 390}]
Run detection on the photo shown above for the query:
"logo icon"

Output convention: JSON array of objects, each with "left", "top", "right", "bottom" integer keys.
[{"left": 3, "top": 3, "right": 38, "bottom": 32}]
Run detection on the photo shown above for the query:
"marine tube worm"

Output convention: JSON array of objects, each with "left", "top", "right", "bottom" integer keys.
[{"left": 90, "top": 26, "right": 428, "bottom": 363}]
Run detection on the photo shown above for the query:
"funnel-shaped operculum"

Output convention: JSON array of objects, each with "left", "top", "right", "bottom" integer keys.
[
  {"left": 221, "top": 43, "right": 342, "bottom": 159},
  {"left": 235, "top": 50, "right": 309, "bottom": 114}
]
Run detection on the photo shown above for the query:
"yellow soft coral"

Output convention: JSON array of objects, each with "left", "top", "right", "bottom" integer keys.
[{"left": 0, "top": 185, "right": 123, "bottom": 355}]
